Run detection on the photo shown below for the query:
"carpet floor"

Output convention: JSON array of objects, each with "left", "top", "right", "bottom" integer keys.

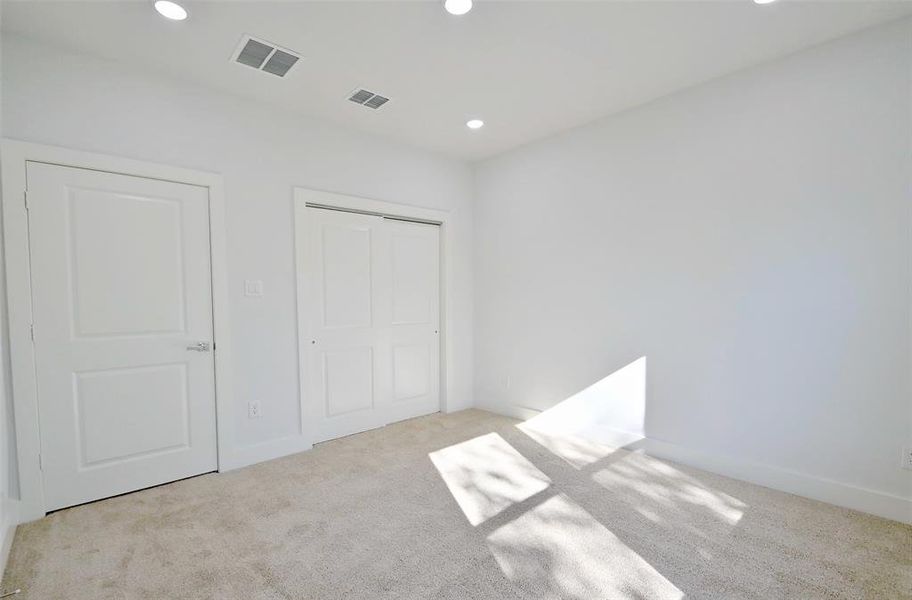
[{"left": 2, "top": 409, "right": 909, "bottom": 599}]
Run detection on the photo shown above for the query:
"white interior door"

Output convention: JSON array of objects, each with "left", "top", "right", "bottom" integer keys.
[
  {"left": 386, "top": 219, "right": 440, "bottom": 424},
  {"left": 303, "top": 207, "right": 440, "bottom": 443},
  {"left": 304, "top": 209, "right": 390, "bottom": 443},
  {"left": 26, "top": 162, "right": 218, "bottom": 511}
]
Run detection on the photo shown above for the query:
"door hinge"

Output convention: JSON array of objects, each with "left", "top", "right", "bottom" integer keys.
[
  {"left": 23, "top": 190, "right": 29, "bottom": 211},
  {"left": 29, "top": 323, "right": 35, "bottom": 341},
  {"left": 37, "top": 453, "right": 42, "bottom": 471}
]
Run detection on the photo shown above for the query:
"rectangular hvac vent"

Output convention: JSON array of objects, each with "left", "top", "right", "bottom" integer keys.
[
  {"left": 348, "top": 89, "right": 374, "bottom": 105},
  {"left": 232, "top": 35, "right": 301, "bottom": 78},
  {"left": 262, "top": 50, "right": 299, "bottom": 77},
  {"left": 237, "top": 38, "right": 273, "bottom": 69},
  {"left": 348, "top": 88, "right": 391, "bottom": 110},
  {"left": 363, "top": 94, "right": 389, "bottom": 109}
]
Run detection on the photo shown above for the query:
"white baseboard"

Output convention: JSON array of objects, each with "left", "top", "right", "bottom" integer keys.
[
  {"left": 219, "top": 434, "right": 313, "bottom": 472},
  {"left": 7, "top": 437, "right": 314, "bottom": 527},
  {"left": 634, "top": 436, "right": 912, "bottom": 525},
  {"left": 0, "top": 498, "right": 19, "bottom": 582},
  {"left": 482, "top": 402, "right": 912, "bottom": 525}
]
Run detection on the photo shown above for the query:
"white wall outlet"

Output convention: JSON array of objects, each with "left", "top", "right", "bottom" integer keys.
[
  {"left": 248, "top": 400, "right": 262, "bottom": 419},
  {"left": 244, "top": 279, "right": 264, "bottom": 297},
  {"left": 902, "top": 446, "right": 912, "bottom": 471}
]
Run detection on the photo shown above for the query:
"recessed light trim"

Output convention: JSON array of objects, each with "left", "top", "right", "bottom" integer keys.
[
  {"left": 753, "top": 0, "right": 777, "bottom": 4},
  {"left": 445, "top": 0, "right": 473, "bottom": 16},
  {"left": 154, "top": 0, "right": 188, "bottom": 20},
  {"left": 466, "top": 119, "right": 484, "bottom": 130}
]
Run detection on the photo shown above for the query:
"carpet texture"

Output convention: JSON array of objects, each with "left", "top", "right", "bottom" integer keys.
[{"left": 2, "top": 409, "right": 909, "bottom": 599}]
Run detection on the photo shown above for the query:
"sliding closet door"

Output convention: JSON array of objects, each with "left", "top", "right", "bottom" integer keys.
[
  {"left": 302, "top": 207, "right": 440, "bottom": 444},
  {"left": 304, "top": 209, "right": 390, "bottom": 443},
  {"left": 385, "top": 219, "right": 440, "bottom": 425}
]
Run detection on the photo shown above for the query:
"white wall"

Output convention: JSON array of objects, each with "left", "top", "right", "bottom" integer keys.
[
  {"left": 0, "top": 166, "right": 17, "bottom": 573},
  {"left": 0, "top": 34, "right": 474, "bottom": 471},
  {"left": 0, "top": 14, "right": 19, "bottom": 575},
  {"left": 475, "top": 19, "right": 912, "bottom": 522},
  {"left": 1, "top": 15, "right": 909, "bottom": 528}
]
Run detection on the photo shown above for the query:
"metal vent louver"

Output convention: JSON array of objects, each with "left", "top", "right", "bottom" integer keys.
[
  {"left": 348, "top": 88, "right": 390, "bottom": 110},
  {"left": 232, "top": 35, "right": 301, "bottom": 77}
]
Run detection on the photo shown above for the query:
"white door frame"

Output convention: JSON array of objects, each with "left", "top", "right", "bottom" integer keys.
[
  {"left": 1, "top": 139, "right": 235, "bottom": 522},
  {"left": 293, "top": 188, "right": 452, "bottom": 443}
]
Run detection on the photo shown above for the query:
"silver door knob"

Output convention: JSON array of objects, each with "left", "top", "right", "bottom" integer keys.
[{"left": 186, "top": 342, "right": 211, "bottom": 352}]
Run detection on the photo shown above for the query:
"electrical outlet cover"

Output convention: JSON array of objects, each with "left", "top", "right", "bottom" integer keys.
[{"left": 244, "top": 280, "right": 264, "bottom": 297}]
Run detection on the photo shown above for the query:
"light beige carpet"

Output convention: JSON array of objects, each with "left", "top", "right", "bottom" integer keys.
[{"left": 2, "top": 409, "right": 909, "bottom": 599}]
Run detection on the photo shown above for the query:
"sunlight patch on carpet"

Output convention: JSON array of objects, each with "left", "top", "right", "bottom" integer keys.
[
  {"left": 593, "top": 452, "right": 746, "bottom": 526},
  {"left": 429, "top": 432, "right": 551, "bottom": 526},
  {"left": 487, "top": 493, "right": 684, "bottom": 600}
]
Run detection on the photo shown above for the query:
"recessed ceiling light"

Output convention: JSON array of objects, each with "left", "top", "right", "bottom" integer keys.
[
  {"left": 753, "top": 0, "right": 777, "bottom": 4},
  {"left": 154, "top": 0, "right": 188, "bottom": 20},
  {"left": 445, "top": 0, "right": 473, "bottom": 16},
  {"left": 466, "top": 119, "right": 484, "bottom": 130}
]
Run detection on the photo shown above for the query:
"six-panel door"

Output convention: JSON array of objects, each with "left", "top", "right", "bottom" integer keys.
[{"left": 27, "top": 162, "right": 218, "bottom": 511}]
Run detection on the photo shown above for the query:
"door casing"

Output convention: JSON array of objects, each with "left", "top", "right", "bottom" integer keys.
[{"left": 1, "top": 140, "right": 235, "bottom": 522}]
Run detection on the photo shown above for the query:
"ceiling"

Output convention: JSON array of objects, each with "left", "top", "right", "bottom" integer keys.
[{"left": 3, "top": 1, "right": 911, "bottom": 161}]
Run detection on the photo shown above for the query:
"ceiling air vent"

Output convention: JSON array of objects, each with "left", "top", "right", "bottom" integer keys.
[
  {"left": 232, "top": 35, "right": 301, "bottom": 78},
  {"left": 348, "top": 88, "right": 390, "bottom": 110}
]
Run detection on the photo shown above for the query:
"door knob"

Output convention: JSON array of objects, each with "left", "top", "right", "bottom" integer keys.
[{"left": 186, "top": 342, "right": 211, "bottom": 352}]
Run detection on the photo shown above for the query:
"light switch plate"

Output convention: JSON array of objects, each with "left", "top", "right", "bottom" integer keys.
[{"left": 244, "top": 280, "right": 264, "bottom": 297}]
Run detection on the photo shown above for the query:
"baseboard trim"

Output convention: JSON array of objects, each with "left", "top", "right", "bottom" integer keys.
[
  {"left": 0, "top": 499, "right": 19, "bottom": 581},
  {"left": 483, "top": 402, "right": 912, "bottom": 525},
  {"left": 634, "top": 436, "right": 912, "bottom": 525},
  {"left": 7, "top": 436, "right": 315, "bottom": 528},
  {"left": 219, "top": 435, "right": 313, "bottom": 472}
]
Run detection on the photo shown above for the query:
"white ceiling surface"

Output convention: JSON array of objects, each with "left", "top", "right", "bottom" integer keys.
[{"left": 3, "top": 1, "right": 911, "bottom": 160}]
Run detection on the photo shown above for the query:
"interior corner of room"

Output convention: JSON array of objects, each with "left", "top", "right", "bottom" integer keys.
[{"left": 0, "top": 1, "right": 909, "bottom": 599}]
